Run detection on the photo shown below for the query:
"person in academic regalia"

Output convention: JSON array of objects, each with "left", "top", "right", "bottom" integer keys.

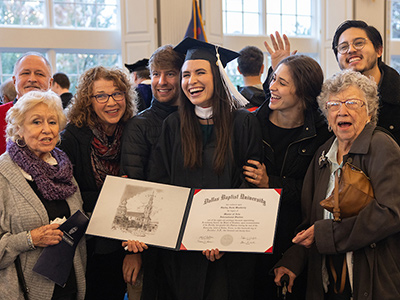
[{"left": 146, "top": 37, "right": 263, "bottom": 300}]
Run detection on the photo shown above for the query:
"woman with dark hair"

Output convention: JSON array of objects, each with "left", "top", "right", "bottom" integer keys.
[
  {"left": 148, "top": 37, "right": 262, "bottom": 300},
  {"left": 243, "top": 55, "right": 332, "bottom": 299},
  {"left": 60, "top": 66, "right": 137, "bottom": 300}
]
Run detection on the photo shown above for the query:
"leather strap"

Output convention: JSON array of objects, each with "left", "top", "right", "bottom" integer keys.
[
  {"left": 333, "top": 170, "right": 341, "bottom": 222},
  {"left": 329, "top": 255, "right": 347, "bottom": 294},
  {"left": 15, "top": 256, "right": 30, "bottom": 300}
]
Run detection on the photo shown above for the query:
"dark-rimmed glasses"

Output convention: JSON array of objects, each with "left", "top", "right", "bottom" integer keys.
[
  {"left": 336, "top": 38, "right": 369, "bottom": 54},
  {"left": 326, "top": 99, "right": 366, "bottom": 111},
  {"left": 92, "top": 91, "right": 125, "bottom": 104}
]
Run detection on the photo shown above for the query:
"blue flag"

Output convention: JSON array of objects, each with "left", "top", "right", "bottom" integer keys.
[{"left": 184, "top": 0, "right": 207, "bottom": 42}]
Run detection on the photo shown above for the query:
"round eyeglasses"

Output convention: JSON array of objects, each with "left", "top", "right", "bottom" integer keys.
[
  {"left": 326, "top": 99, "right": 366, "bottom": 111},
  {"left": 92, "top": 91, "right": 125, "bottom": 104},
  {"left": 336, "top": 38, "right": 368, "bottom": 54}
]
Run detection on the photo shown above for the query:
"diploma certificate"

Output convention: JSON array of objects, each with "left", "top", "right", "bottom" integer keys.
[{"left": 86, "top": 176, "right": 281, "bottom": 253}]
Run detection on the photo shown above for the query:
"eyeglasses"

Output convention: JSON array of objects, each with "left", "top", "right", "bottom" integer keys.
[
  {"left": 336, "top": 38, "right": 369, "bottom": 54},
  {"left": 326, "top": 99, "right": 366, "bottom": 111},
  {"left": 92, "top": 91, "right": 125, "bottom": 104}
]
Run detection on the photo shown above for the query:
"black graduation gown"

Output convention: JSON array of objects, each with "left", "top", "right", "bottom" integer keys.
[{"left": 147, "top": 109, "right": 262, "bottom": 300}]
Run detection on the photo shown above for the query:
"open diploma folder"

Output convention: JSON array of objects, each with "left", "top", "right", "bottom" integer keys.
[
  {"left": 86, "top": 176, "right": 282, "bottom": 253},
  {"left": 32, "top": 210, "right": 89, "bottom": 287}
]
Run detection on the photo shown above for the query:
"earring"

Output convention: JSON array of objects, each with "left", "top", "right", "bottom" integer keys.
[
  {"left": 16, "top": 137, "right": 26, "bottom": 147},
  {"left": 328, "top": 125, "right": 332, "bottom": 132}
]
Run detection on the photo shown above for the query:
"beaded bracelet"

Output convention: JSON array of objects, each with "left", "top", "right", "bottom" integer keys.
[{"left": 26, "top": 231, "right": 36, "bottom": 250}]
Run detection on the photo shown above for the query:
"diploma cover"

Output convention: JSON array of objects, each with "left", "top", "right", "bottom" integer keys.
[
  {"left": 32, "top": 210, "right": 89, "bottom": 287},
  {"left": 86, "top": 176, "right": 281, "bottom": 253}
]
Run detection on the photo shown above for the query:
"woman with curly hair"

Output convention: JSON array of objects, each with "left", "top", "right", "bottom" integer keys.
[{"left": 60, "top": 66, "right": 138, "bottom": 300}]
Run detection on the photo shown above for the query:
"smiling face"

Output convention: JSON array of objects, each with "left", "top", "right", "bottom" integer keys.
[
  {"left": 18, "top": 103, "right": 60, "bottom": 160},
  {"left": 150, "top": 68, "right": 180, "bottom": 105},
  {"left": 181, "top": 59, "right": 214, "bottom": 108},
  {"left": 337, "top": 27, "right": 382, "bottom": 77},
  {"left": 13, "top": 55, "right": 53, "bottom": 99},
  {"left": 268, "top": 64, "right": 304, "bottom": 114},
  {"left": 327, "top": 86, "right": 371, "bottom": 148},
  {"left": 91, "top": 78, "right": 126, "bottom": 136}
]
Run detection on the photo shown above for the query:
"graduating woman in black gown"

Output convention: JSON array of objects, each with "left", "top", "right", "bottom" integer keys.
[{"left": 145, "top": 38, "right": 263, "bottom": 300}]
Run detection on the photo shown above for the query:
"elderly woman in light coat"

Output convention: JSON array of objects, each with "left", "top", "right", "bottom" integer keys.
[
  {"left": 274, "top": 70, "right": 400, "bottom": 300},
  {"left": 0, "top": 91, "right": 86, "bottom": 300}
]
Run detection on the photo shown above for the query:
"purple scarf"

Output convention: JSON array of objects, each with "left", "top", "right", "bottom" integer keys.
[{"left": 7, "top": 140, "right": 77, "bottom": 201}]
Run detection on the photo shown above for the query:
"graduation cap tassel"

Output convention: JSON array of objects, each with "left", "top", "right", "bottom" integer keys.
[{"left": 215, "top": 47, "right": 249, "bottom": 109}]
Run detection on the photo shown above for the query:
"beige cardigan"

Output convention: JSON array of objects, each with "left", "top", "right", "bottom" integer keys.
[{"left": 0, "top": 153, "right": 86, "bottom": 300}]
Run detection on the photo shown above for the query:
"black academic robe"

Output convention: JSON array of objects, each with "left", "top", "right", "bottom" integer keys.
[{"left": 146, "top": 108, "right": 262, "bottom": 300}]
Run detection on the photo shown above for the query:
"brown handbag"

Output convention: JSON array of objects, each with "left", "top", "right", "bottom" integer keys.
[{"left": 320, "top": 162, "right": 374, "bottom": 221}]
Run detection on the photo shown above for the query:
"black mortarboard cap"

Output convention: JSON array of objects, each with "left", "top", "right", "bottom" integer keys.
[
  {"left": 124, "top": 58, "right": 149, "bottom": 73},
  {"left": 174, "top": 37, "right": 240, "bottom": 68}
]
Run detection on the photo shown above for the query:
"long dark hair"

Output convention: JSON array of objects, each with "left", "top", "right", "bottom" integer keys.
[{"left": 179, "top": 60, "right": 233, "bottom": 174}]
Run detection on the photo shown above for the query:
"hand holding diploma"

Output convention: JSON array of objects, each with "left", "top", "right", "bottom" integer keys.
[
  {"left": 202, "top": 248, "right": 225, "bottom": 262},
  {"left": 122, "top": 240, "right": 148, "bottom": 253}
]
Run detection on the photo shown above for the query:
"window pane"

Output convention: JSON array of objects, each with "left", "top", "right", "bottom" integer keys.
[
  {"left": 244, "top": 0, "right": 259, "bottom": 13},
  {"left": 97, "top": 5, "right": 117, "bottom": 29},
  {"left": 54, "top": 3, "right": 75, "bottom": 27},
  {"left": 267, "top": 14, "right": 281, "bottom": 35},
  {"left": 244, "top": 13, "right": 260, "bottom": 35},
  {"left": 392, "top": 1, "right": 400, "bottom": 39},
  {"left": 54, "top": 0, "right": 118, "bottom": 29},
  {"left": 266, "top": 0, "right": 280, "bottom": 14},
  {"left": 282, "top": 0, "right": 296, "bottom": 15},
  {"left": 0, "top": 0, "right": 45, "bottom": 26},
  {"left": 391, "top": 55, "right": 400, "bottom": 72},
  {"left": 297, "top": 0, "right": 311, "bottom": 15},
  {"left": 0, "top": 52, "right": 23, "bottom": 80},
  {"left": 226, "top": 12, "right": 243, "bottom": 34},
  {"left": 56, "top": 52, "right": 120, "bottom": 95},
  {"left": 296, "top": 16, "right": 311, "bottom": 35},
  {"left": 227, "top": 0, "right": 243, "bottom": 12},
  {"left": 282, "top": 15, "right": 296, "bottom": 36},
  {"left": 225, "top": 58, "right": 244, "bottom": 88}
]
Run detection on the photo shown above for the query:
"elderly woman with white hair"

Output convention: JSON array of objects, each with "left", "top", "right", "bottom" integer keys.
[
  {"left": 0, "top": 90, "right": 86, "bottom": 300},
  {"left": 274, "top": 70, "right": 400, "bottom": 300}
]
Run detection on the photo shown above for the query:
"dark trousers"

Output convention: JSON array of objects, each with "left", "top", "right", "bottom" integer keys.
[{"left": 85, "top": 239, "right": 127, "bottom": 300}]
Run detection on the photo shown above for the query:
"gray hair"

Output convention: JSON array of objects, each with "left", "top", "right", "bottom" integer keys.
[
  {"left": 0, "top": 78, "right": 16, "bottom": 103},
  {"left": 6, "top": 90, "right": 66, "bottom": 142},
  {"left": 13, "top": 52, "right": 52, "bottom": 76},
  {"left": 317, "top": 69, "right": 379, "bottom": 125}
]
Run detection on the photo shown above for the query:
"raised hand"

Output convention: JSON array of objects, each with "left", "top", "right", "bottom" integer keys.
[{"left": 264, "top": 31, "right": 298, "bottom": 70}]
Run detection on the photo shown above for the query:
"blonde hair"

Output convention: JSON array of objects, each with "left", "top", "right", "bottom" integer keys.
[{"left": 6, "top": 90, "right": 66, "bottom": 142}]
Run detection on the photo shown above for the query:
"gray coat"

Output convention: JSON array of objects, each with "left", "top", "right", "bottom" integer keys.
[
  {"left": 0, "top": 153, "right": 86, "bottom": 300},
  {"left": 277, "top": 123, "right": 400, "bottom": 299}
]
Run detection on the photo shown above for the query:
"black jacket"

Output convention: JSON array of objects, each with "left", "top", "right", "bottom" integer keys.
[
  {"left": 59, "top": 124, "right": 98, "bottom": 214},
  {"left": 377, "top": 61, "right": 400, "bottom": 144},
  {"left": 120, "top": 98, "right": 178, "bottom": 181},
  {"left": 255, "top": 102, "right": 332, "bottom": 255}
]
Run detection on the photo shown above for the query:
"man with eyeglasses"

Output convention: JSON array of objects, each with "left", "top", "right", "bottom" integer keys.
[
  {"left": 332, "top": 20, "right": 400, "bottom": 145},
  {"left": 120, "top": 45, "right": 184, "bottom": 300}
]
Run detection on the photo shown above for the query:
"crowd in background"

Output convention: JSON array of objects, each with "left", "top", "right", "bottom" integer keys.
[{"left": 0, "top": 19, "right": 400, "bottom": 300}]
